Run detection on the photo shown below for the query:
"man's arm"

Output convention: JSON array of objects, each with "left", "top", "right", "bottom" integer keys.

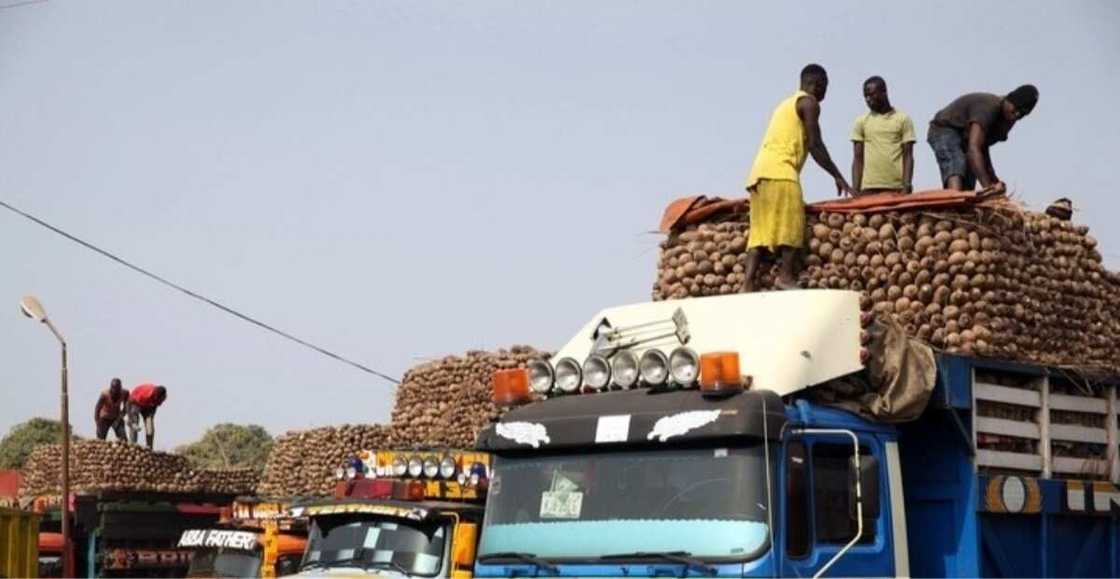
[
  {"left": 901, "top": 142, "right": 914, "bottom": 193},
  {"left": 852, "top": 142, "right": 864, "bottom": 192},
  {"left": 983, "top": 147, "right": 998, "bottom": 184},
  {"left": 94, "top": 394, "right": 105, "bottom": 423},
  {"left": 797, "top": 96, "right": 854, "bottom": 196},
  {"left": 967, "top": 123, "right": 996, "bottom": 187}
]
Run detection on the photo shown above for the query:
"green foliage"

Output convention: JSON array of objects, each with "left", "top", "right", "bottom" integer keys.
[
  {"left": 176, "top": 424, "right": 273, "bottom": 472},
  {"left": 0, "top": 418, "right": 68, "bottom": 469}
]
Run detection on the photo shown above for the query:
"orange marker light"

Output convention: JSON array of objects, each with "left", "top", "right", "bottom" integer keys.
[
  {"left": 492, "top": 368, "right": 532, "bottom": 406},
  {"left": 699, "top": 352, "right": 744, "bottom": 394}
]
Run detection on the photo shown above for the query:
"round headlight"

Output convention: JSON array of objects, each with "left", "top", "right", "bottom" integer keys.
[
  {"left": 470, "top": 473, "right": 480, "bottom": 486},
  {"left": 639, "top": 350, "right": 670, "bottom": 386},
  {"left": 407, "top": 457, "right": 423, "bottom": 478},
  {"left": 456, "top": 472, "right": 468, "bottom": 485},
  {"left": 610, "top": 351, "right": 639, "bottom": 389},
  {"left": 527, "top": 359, "right": 555, "bottom": 394},
  {"left": 439, "top": 456, "right": 457, "bottom": 479},
  {"left": 392, "top": 457, "right": 407, "bottom": 477},
  {"left": 423, "top": 458, "right": 439, "bottom": 478},
  {"left": 335, "top": 467, "right": 345, "bottom": 480},
  {"left": 345, "top": 466, "right": 357, "bottom": 479},
  {"left": 670, "top": 347, "right": 700, "bottom": 385},
  {"left": 582, "top": 355, "right": 611, "bottom": 390},
  {"left": 554, "top": 357, "right": 582, "bottom": 393}
]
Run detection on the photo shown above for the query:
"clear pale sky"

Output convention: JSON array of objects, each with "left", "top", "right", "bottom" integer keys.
[{"left": 2, "top": 1, "right": 1118, "bottom": 448}]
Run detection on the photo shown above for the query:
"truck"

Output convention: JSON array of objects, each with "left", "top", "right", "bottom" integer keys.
[
  {"left": 178, "top": 497, "right": 308, "bottom": 577},
  {"left": 472, "top": 291, "right": 1120, "bottom": 577},
  {"left": 291, "top": 449, "right": 490, "bottom": 577},
  {"left": 28, "top": 490, "right": 236, "bottom": 577}
]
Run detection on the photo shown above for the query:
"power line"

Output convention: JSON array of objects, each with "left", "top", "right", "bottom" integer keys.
[
  {"left": 0, "top": 198, "right": 400, "bottom": 385},
  {"left": 0, "top": 0, "right": 48, "bottom": 11}
]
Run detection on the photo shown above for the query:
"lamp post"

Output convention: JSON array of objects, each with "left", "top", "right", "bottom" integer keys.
[{"left": 20, "top": 296, "right": 72, "bottom": 578}]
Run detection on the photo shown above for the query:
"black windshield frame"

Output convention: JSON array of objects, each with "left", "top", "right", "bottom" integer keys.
[
  {"left": 301, "top": 515, "right": 450, "bottom": 577},
  {"left": 479, "top": 441, "right": 776, "bottom": 564},
  {"left": 186, "top": 549, "right": 263, "bottom": 578}
]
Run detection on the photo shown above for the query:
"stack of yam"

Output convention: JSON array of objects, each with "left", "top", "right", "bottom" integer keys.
[
  {"left": 20, "top": 440, "right": 258, "bottom": 498},
  {"left": 652, "top": 193, "right": 1120, "bottom": 373},
  {"left": 256, "top": 424, "right": 391, "bottom": 497},
  {"left": 389, "top": 346, "right": 549, "bottom": 448}
]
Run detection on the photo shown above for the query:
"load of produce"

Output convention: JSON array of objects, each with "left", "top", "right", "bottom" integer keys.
[
  {"left": 256, "top": 424, "right": 391, "bottom": 497},
  {"left": 389, "top": 346, "right": 549, "bottom": 448},
  {"left": 652, "top": 193, "right": 1119, "bottom": 373},
  {"left": 20, "top": 440, "right": 258, "bottom": 498}
]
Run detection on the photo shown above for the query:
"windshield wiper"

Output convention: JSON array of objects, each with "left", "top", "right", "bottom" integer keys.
[
  {"left": 477, "top": 552, "right": 558, "bottom": 574},
  {"left": 364, "top": 560, "right": 413, "bottom": 576},
  {"left": 599, "top": 551, "right": 717, "bottom": 576}
]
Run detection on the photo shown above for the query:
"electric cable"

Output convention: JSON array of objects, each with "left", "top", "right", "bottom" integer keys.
[{"left": 1, "top": 198, "right": 400, "bottom": 384}]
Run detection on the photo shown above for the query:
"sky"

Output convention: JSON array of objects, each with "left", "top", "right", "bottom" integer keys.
[{"left": 2, "top": 1, "right": 1118, "bottom": 448}]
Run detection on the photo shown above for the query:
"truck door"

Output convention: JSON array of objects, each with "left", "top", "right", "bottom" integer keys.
[{"left": 779, "top": 434, "right": 895, "bottom": 578}]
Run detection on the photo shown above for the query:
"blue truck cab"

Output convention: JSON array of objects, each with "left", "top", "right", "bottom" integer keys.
[{"left": 472, "top": 291, "right": 1120, "bottom": 577}]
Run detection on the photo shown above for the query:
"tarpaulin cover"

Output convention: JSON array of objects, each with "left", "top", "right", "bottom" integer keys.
[
  {"left": 809, "top": 316, "right": 936, "bottom": 422},
  {"left": 659, "top": 188, "right": 1003, "bottom": 233}
]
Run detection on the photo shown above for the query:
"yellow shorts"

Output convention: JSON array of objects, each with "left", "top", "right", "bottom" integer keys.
[{"left": 747, "top": 179, "right": 805, "bottom": 251}]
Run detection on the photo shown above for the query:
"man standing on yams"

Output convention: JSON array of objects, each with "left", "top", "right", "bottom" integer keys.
[
  {"left": 127, "top": 383, "right": 167, "bottom": 449},
  {"left": 851, "top": 76, "right": 916, "bottom": 194},
  {"left": 742, "top": 63, "right": 854, "bottom": 292},
  {"left": 94, "top": 378, "right": 129, "bottom": 441}
]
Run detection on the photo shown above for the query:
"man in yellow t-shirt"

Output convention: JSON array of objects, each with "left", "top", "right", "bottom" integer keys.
[
  {"left": 851, "top": 76, "right": 916, "bottom": 194},
  {"left": 742, "top": 64, "right": 854, "bottom": 291}
]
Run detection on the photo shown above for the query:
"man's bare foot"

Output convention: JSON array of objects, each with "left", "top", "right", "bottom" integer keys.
[{"left": 774, "top": 277, "right": 801, "bottom": 291}]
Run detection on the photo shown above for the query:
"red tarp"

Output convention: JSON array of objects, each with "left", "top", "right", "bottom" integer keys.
[
  {"left": 659, "top": 188, "right": 1004, "bottom": 234},
  {"left": 0, "top": 470, "right": 22, "bottom": 498}
]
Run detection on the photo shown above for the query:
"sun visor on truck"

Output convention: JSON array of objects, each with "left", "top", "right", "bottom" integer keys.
[
  {"left": 551, "top": 290, "right": 863, "bottom": 398},
  {"left": 477, "top": 389, "right": 787, "bottom": 451}
]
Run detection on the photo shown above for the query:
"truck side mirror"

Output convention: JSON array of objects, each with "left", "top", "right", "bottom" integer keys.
[
  {"left": 848, "top": 454, "right": 880, "bottom": 521},
  {"left": 452, "top": 522, "right": 479, "bottom": 568}
]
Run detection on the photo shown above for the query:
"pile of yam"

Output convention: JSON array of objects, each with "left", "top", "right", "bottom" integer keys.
[
  {"left": 652, "top": 203, "right": 1120, "bottom": 372},
  {"left": 389, "top": 346, "right": 548, "bottom": 448},
  {"left": 19, "top": 440, "right": 258, "bottom": 498},
  {"left": 256, "top": 424, "right": 391, "bottom": 497}
]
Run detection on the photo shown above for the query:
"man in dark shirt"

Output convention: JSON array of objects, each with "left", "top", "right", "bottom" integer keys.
[{"left": 927, "top": 85, "right": 1038, "bottom": 191}]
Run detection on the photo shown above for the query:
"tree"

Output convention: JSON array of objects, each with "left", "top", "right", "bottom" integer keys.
[
  {"left": 177, "top": 424, "right": 273, "bottom": 472},
  {"left": 0, "top": 418, "right": 70, "bottom": 469}
]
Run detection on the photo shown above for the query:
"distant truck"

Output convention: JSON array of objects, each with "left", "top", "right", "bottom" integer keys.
[
  {"left": 473, "top": 291, "right": 1120, "bottom": 577},
  {"left": 30, "top": 490, "right": 236, "bottom": 578},
  {"left": 178, "top": 498, "right": 308, "bottom": 577},
  {"left": 292, "top": 449, "right": 490, "bottom": 577}
]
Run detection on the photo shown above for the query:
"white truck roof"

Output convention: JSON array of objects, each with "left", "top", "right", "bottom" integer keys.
[{"left": 552, "top": 289, "right": 863, "bottom": 397}]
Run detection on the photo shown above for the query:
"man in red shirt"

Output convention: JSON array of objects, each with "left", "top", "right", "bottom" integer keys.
[
  {"left": 93, "top": 378, "right": 129, "bottom": 441},
  {"left": 127, "top": 383, "right": 167, "bottom": 449}
]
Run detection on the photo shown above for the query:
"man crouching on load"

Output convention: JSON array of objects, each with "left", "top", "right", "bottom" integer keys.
[{"left": 742, "top": 63, "right": 853, "bottom": 292}]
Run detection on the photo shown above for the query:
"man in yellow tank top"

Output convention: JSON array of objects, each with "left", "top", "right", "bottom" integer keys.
[{"left": 743, "top": 64, "right": 854, "bottom": 291}]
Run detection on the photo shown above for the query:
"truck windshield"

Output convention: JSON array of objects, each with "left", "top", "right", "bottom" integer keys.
[
  {"left": 479, "top": 445, "right": 770, "bottom": 561},
  {"left": 301, "top": 515, "right": 447, "bottom": 576},
  {"left": 187, "top": 549, "right": 262, "bottom": 578}
]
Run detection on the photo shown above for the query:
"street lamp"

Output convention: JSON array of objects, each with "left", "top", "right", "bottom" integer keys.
[{"left": 20, "top": 296, "right": 73, "bottom": 579}]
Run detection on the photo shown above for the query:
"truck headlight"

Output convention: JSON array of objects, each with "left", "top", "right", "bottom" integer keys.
[
  {"left": 407, "top": 457, "right": 423, "bottom": 478},
  {"left": 392, "top": 457, "right": 407, "bottom": 477},
  {"left": 639, "top": 350, "right": 669, "bottom": 386},
  {"left": 610, "top": 350, "right": 639, "bottom": 389},
  {"left": 527, "top": 359, "right": 554, "bottom": 394},
  {"left": 554, "top": 357, "right": 582, "bottom": 393},
  {"left": 582, "top": 355, "right": 611, "bottom": 391},
  {"left": 439, "top": 456, "right": 457, "bottom": 479},
  {"left": 423, "top": 458, "right": 439, "bottom": 478},
  {"left": 670, "top": 347, "right": 700, "bottom": 386}
]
